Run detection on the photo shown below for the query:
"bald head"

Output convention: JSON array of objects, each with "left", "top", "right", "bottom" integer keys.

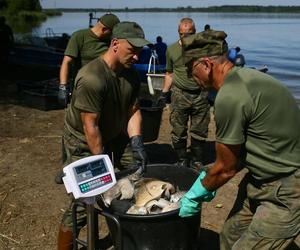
[{"left": 178, "top": 18, "right": 196, "bottom": 38}]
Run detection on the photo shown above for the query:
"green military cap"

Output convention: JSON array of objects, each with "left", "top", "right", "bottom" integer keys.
[
  {"left": 182, "top": 30, "right": 228, "bottom": 64},
  {"left": 99, "top": 13, "right": 120, "bottom": 30},
  {"left": 112, "top": 21, "right": 152, "bottom": 48}
]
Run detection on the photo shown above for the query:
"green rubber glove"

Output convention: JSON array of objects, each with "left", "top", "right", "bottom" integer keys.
[{"left": 179, "top": 171, "right": 216, "bottom": 217}]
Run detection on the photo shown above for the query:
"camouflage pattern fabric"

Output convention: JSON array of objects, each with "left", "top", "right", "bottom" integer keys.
[
  {"left": 61, "top": 128, "right": 90, "bottom": 166},
  {"left": 220, "top": 170, "right": 300, "bottom": 250},
  {"left": 170, "top": 86, "right": 210, "bottom": 145},
  {"left": 182, "top": 30, "right": 228, "bottom": 64}
]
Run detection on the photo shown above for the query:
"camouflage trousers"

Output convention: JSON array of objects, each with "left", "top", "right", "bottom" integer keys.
[
  {"left": 61, "top": 128, "right": 134, "bottom": 231},
  {"left": 170, "top": 86, "right": 210, "bottom": 145},
  {"left": 220, "top": 169, "right": 300, "bottom": 250}
]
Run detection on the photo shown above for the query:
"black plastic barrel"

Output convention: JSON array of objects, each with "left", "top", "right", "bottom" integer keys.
[
  {"left": 104, "top": 164, "right": 200, "bottom": 250},
  {"left": 139, "top": 99, "right": 164, "bottom": 142}
]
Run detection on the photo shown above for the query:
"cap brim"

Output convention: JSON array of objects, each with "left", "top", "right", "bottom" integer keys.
[
  {"left": 183, "top": 52, "right": 198, "bottom": 66},
  {"left": 127, "top": 38, "right": 152, "bottom": 48}
]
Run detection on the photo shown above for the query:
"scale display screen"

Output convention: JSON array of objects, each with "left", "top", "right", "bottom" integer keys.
[
  {"left": 63, "top": 155, "right": 116, "bottom": 199},
  {"left": 74, "top": 158, "right": 108, "bottom": 183}
]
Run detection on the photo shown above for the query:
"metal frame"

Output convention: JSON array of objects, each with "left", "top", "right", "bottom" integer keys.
[{"left": 71, "top": 199, "right": 122, "bottom": 250}]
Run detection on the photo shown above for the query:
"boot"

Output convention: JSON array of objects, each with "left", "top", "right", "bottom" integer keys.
[
  {"left": 57, "top": 225, "right": 74, "bottom": 250},
  {"left": 173, "top": 142, "right": 189, "bottom": 167},
  {"left": 190, "top": 139, "right": 206, "bottom": 171},
  {"left": 54, "top": 170, "right": 64, "bottom": 184}
]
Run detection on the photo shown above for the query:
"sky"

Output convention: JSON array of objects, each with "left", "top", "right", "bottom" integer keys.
[{"left": 40, "top": 0, "right": 300, "bottom": 9}]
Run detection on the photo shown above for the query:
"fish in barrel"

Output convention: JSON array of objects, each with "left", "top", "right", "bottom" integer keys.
[{"left": 101, "top": 169, "right": 186, "bottom": 215}]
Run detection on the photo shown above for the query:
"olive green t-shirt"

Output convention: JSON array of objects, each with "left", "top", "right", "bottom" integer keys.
[
  {"left": 166, "top": 41, "right": 200, "bottom": 91},
  {"left": 215, "top": 66, "right": 300, "bottom": 180},
  {"left": 65, "top": 57, "right": 140, "bottom": 144},
  {"left": 64, "top": 28, "right": 109, "bottom": 78}
]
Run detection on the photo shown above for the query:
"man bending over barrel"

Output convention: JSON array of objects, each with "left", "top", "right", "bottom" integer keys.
[{"left": 179, "top": 30, "right": 300, "bottom": 249}]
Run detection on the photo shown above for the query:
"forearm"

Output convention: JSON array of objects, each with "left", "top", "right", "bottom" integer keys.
[
  {"left": 60, "top": 65, "right": 69, "bottom": 85},
  {"left": 83, "top": 123, "right": 103, "bottom": 155},
  {"left": 202, "top": 143, "right": 241, "bottom": 191},
  {"left": 59, "top": 56, "right": 73, "bottom": 85},
  {"left": 162, "top": 72, "right": 173, "bottom": 92},
  {"left": 179, "top": 144, "right": 240, "bottom": 218},
  {"left": 127, "top": 107, "right": 142, "bottom": 137},
  {"left": 202, "top": 161, "right": 237, "bottom": 191},
  {"left": 81, "top": 112, "right": 103, "bottom": 155}
]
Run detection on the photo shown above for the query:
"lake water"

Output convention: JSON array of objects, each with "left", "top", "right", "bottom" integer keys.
[{"left": 35, "top": 12, "right": 300, "bottom": 102}]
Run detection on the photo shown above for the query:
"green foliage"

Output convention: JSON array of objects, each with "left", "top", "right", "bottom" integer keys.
[
  {"left": 24, "top": 0, "right": 42, "bottom": 11},
  {"left": 4, "top": 10, "right": 46, "bottom": 33},
  {"left": 0, "top": 0, "right": 48, "bottom": 33},
  {"left": 6, "top": 0, "right": 41, "bottom": 13},
  {"left": 0, "top": 0, "right": 7, "bottom": 10},
  {"left": 43, "top": 9, "right": 62, "bottom": 16},
  {"left": 18, "top": 11, "right": 46, "bottom": 21}
]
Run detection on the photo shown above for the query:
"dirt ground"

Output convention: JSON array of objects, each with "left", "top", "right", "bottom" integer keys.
[{"left": 0, "top": 66, "right": 299, "bottom": 250}]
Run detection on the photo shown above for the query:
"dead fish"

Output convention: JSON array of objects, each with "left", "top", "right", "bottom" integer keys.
[
  {"left": 127, "top": 198, "right": 179, "bottom": 215},
  {"left": 161, "top": 202, "right": 180, "bottom": 213},
  {"left": 146, "top": 205, "right": 161, "bottom": 214},
  {"left": 101, "top": 168, "right": 143, "bottom": 206},
  {"left": 145, "top": 198, "right": 172, "bottom": 214},
  {"left": 118, "top": 178, "right": 135, "bottom": 200},
  {"left": 170, "top": 191, "right": 186, "bottom": 203},
  {"left": 134, "top": 179, "right": 175, "bottom": 207},
  {"left": 127, "top": 199, "right": 168, "bottom": 215},
  {"left": 102, "top": 177, "right": 135, "bottom": 206},
  {"left": 145, "top": 198, "right": 171, "bottom": 209},
  {"left": 127, "top": 205, "right": 148, "bottom": 215},
  {"left": 101, "top": 184, "right": 121, "bottom": 206}
]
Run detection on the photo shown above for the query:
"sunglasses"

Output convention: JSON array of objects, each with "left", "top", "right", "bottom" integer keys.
[
  {"left": 186, "top": 59, "right": 204, "bottom": 77},
  {"left": 179, "top": 32, "right": 195, "bottom": 38}
]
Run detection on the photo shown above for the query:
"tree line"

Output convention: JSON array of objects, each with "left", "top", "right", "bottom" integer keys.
[
  {"left": 0, "top": 0, "right": 61, "bottom": 19},
  {"left": 54, "top": 5, "right": 300, "bottom": 13},
  {"left": 0, "top": 0, "right": 61, "bottom": 32},
  {"left": 0, "top": 0, "right": 42, "bottom": 12}
]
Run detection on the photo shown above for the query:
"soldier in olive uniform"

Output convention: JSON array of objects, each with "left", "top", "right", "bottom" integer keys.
[
  {"left": 179, "top": 30, "right": 300, "bottom": 249},
  {"left": 58, "top": 13, "right": 120, "bottom": 106},
  {"left": 57, "top": 22, "right": 151, "bottom": 250},
  {"left": 159, "top": 17, "right": 210, "bottom": 169}
]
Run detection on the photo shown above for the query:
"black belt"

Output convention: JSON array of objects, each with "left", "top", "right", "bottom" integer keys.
[{"left": 175, "top": 86, "right": 202, "bottom": 94}]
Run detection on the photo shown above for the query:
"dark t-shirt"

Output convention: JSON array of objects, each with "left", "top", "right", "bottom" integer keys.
[
  {"left": 65, "top": 57, "right": 140, "bottom": 144},
  {"left": 64, "top": 28, "right": 109, "bottom": 79},
  {"left": 166, "top": 41, "right": 200, "bottom": 91},
  {"left": 155, "top": 41, "right": 167, "bottom": 65},
  {"left": 215, "top": 67, "right": 300, "bottom": 180}
]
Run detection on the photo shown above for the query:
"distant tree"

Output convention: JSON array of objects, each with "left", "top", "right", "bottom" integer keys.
[
  {"left": 0, "top": 0, "right": 7, "bottom": 10},
  {"left": 6, "top": 0, "right": 42, "bottom": 13},
  {"left": 23, "top": 0, "right": 42, "bottom": 11}
]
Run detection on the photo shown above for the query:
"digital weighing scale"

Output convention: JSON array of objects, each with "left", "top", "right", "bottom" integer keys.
[{"left": 62, "top": 154, "right": 117, "bottom": 250}]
